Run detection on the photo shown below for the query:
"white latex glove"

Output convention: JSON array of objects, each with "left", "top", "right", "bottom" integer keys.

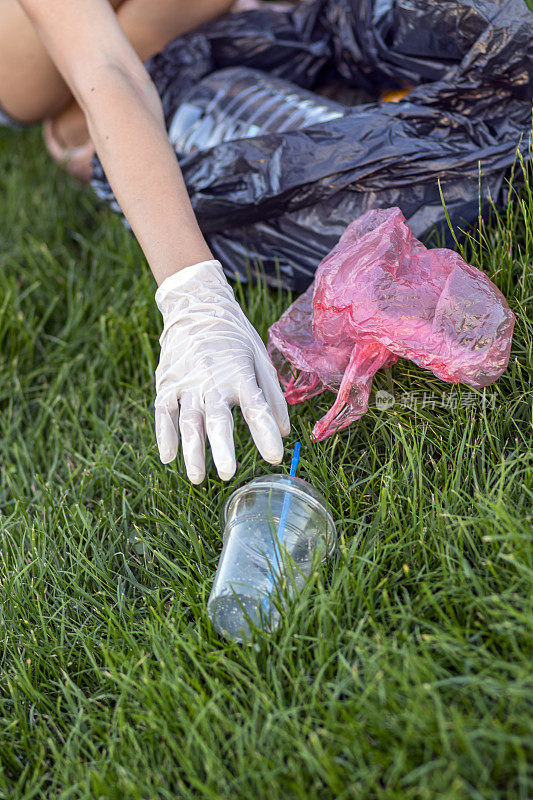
[{"left": 154, "top": 259, "right": 291, "bottom": 483}]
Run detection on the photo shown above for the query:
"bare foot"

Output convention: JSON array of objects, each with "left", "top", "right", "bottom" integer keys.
[
  {"left": 53, "top": 99, "right": 91, "bottom": 146},
  {"left": 43, "top": 100, "right": 95, "bottom": 182}
]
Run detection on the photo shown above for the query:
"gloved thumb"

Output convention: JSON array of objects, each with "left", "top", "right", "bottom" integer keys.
[{"left": 255, "top": 354, "right": 291, "bottom": 437}]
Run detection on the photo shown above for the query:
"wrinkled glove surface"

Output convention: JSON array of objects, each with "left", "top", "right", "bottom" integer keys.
[
  {"left": 268, "top": 208, "right": 515, "bottom": 441},
  {"left": 155, "top": 260, "right": 290, "bottom": 483}
]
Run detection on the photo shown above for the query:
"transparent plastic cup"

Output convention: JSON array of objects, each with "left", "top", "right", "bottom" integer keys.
[{"left": 207, "top": 475, "right": 336, "bottom": 642}]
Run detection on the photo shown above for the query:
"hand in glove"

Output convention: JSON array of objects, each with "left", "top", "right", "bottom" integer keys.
[{"left": 154, "top": 260, "right": 291, "bottom": 483}]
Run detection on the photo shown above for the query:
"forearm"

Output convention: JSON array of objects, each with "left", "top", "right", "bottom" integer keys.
[
  {"left": 81, "top": 68, "right": 211, "bottom": 284},
  {"left": 17, "top": 0, "right": 213, "bottom": 286}
]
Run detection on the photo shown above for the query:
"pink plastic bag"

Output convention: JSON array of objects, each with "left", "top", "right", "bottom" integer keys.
[{"left": 267, "top": 208, "right": 515, "bottom": 441}]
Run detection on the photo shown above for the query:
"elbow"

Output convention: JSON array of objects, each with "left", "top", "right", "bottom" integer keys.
[{"left": 76, "top": 61, "right": 163, "bottom": 124}]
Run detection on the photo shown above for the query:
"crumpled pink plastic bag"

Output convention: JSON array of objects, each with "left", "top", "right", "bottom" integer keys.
[{"left": 267, "top": 207, "right": 515, "bottom": 441}]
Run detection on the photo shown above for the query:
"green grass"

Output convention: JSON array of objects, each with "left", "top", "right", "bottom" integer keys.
[{"left": 0, "top": 126, "right": 532, "bottom": 800}]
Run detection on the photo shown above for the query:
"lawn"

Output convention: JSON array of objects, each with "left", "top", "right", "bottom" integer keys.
[{"left": 0, "top": 120, "right": 532, "bottom": 799}]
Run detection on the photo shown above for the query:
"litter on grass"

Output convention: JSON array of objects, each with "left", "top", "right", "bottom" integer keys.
[
  {"left": 91, "top": 0, "right": 533, "bottom": 291},
  {"left": 267, "top": 208, "right": 515, "bottom": 441},
  {"left": 208, "top": 443, "right": 337, "bottom": 643}
]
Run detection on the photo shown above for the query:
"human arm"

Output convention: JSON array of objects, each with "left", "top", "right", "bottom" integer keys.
[
  {"left": 18, "top": 0, "right": 290, "bottom": 480},
  {"left": 18, "top": 0, "right": 212, "bottom": 284}
]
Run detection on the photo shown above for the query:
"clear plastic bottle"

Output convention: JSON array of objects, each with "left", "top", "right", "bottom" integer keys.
[
  {"left": 169, "top": 67, "right": 346, "bottom": 155},
  {"left": 207, "top": 474, "right": 336, "bottom": 642}
]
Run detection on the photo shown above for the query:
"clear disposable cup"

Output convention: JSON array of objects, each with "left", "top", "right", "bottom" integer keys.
[{"left": 207, "top": 474, "right": 336, "bottom": 642}]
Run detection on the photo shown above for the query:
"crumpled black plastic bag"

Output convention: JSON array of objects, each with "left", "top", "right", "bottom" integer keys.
[{"left": 91, "top": 0, "right": 533, "bottom": 291}]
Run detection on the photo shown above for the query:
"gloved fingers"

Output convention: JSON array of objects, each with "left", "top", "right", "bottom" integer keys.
[
  {"left": 255, "top": 354, "right": 291, "bottom": 437},
  {"left": 155, "top": 397, "right": 180, "bottom": 464},
  {"left": 204, "top": 390, "right": 237, "bottom": 481},
  {"left": 238, "top": 374, "right": 284, "bottom": 465},
  {"left": 179, "top": 392, "right": 206, "bottom": 484}
]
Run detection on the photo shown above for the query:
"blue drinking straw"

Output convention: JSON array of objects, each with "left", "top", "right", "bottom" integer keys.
[
  {"left": 262, "top": 442, "right": 301, "bottom": 617},
  {"left": 277, "top": 442, "right": 302, "bottom": 543}
]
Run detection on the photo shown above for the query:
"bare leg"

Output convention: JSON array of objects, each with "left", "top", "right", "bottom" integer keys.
[
  {"left": 0, "top": 0, "right": 233, "bottom": 132},
  {"left": 0, "top": 0, "right": 125, "bottom": 123},
  {"left": 52, "top": 0, "right": 234, "bottom": 150}
]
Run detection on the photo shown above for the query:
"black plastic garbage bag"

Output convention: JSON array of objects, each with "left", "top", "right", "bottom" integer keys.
[{"left": 91, "top": 0, "right": 533, "bottom": 291}]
